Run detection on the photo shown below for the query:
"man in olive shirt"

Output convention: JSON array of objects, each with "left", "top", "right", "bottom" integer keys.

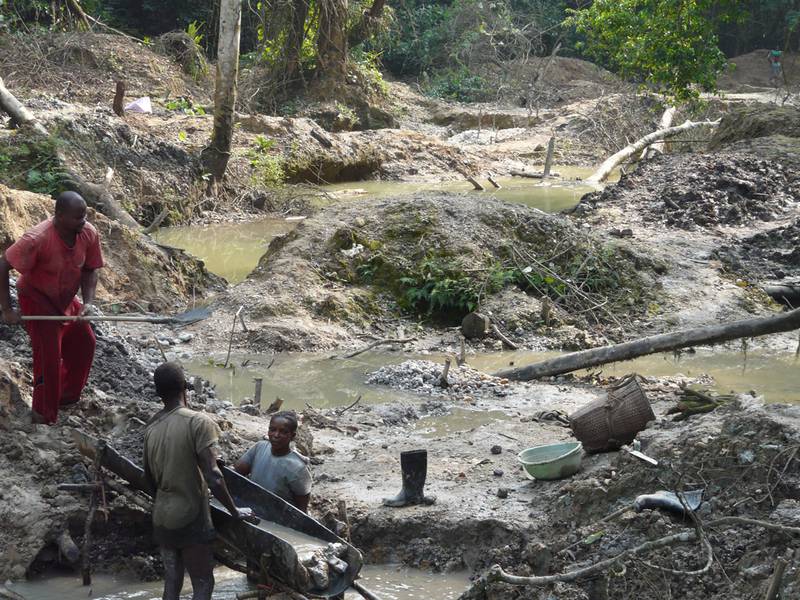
[{"left": 144, "top": 362, "right": 253, "bottom": 600}]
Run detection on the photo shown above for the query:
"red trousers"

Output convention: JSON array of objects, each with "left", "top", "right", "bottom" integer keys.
[{"left": 19, "top": 294, "right": 96, "bottom": 424}]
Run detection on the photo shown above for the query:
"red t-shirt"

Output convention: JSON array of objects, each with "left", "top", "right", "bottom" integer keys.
[{"left": 4, "top": 218, "right": 104, "bottom": 314}]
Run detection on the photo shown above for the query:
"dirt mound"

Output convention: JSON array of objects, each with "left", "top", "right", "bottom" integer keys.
[
  {"left": 0, "top": 185, "right": 222, "bottom": 310},
  {"left": 579, "top": 152, "right": 800, "bottom": 230},
  {"left": 0, "top": 32, "right": 212, "bottom": 105},
  {"left": 227, "top": 193, "right": 662, "bottom": 352},
  {"left": 718, "top": 49, "right": 797, "bottom": 90},
  {"left": 711, "top": 104, "right": 800, "bottom": 150},
  {"left": 717, "top": 219, "right": 800, "bottom": 282}
]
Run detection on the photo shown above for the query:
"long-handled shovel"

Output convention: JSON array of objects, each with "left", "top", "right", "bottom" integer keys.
[{"left": 20, "top": 306, "right": 212, "bottom": 326}]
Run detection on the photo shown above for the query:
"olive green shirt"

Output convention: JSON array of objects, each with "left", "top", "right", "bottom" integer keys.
[{"left": 143, "top": 406, "right": 220, "bottom": 530}]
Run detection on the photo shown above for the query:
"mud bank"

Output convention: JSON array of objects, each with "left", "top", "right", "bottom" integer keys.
[{"left": 179, "top": 192, "right": 663, "bottom": 356}]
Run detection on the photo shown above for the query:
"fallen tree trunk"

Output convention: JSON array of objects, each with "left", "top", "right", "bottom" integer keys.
[
  {"left": 644, "top": 105, "right": 676, "bottom": 160},
  {"left": 494, "top": 307, "right": 800, "bottom": 381},
  {"left": 586, "top": 118, "right": 720, "bottom": 184},
  {"left": 0, "top": 77, "right": 140, "bottom": 229}
]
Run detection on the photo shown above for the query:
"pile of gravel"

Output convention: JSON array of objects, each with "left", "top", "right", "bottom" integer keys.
[
  {"left": 366, "top": 359, "right": 510, "bottom": 398},
  {"left": 581, "top": 153, "right": 800, "bottom": 230},
  {"left": 718, "top": 218, "right": 800, "bottom": 281}
]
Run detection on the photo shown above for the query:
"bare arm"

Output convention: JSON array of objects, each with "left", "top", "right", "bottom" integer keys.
[
  {"left": 0, "top": 257, "right": 20, "bottom": 324},
  {"left": 233, "top": 459, "right": 252, "bottom": 476},
  {"left": 198, "top": 446, "right": 246, "bottom": 520},
  {"left": 291, "top": 493, "right": 310, "bottom": 513},
  {"left": 80, "top": 268, "right": 99, "bottom": 307}
]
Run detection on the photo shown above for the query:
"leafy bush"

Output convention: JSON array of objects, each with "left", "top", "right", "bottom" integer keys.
[
  {"left": 247, "top": 135, "right": 285, "bottom": 187},
  {"left": 164, "top": 97, "right": 205, "bottom": 115},
  {"left": 424, "top": 67, "right": 491, "bottom": 102},
  {"left": 0, "top": 138, "right": 65, "bottom": 196}
]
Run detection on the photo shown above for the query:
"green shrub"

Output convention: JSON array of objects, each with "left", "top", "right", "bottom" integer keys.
[
  {"left": 0, "top": 138, "right": 65, "bottom": 196},
  {"left": 424, "top": 68, "right": 490, "bottom": 102},
  {"left": 247, "top": 135, "right": 285, "bottom": 187}
]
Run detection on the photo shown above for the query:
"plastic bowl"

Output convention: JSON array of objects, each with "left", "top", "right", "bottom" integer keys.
[{"left": 517, "top": 441, "right": 583, "bottom": 480}]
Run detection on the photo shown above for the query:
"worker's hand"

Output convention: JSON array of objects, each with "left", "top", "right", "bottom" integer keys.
[
  {"left": 79, "top": 303, "right": 101, "bottom": 319},
  {"left": 0, "top": 307, "right": 21, "bottom": 325},
  {"left": 235, "top": 506, "right": 258, "bottom": 524}
]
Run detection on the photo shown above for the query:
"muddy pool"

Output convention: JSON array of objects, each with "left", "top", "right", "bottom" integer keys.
[
  {"left": 151, "top": 172, "right": 597, "bottom": 284},
  {"left": 8, "top": 564, "right": 470, "bottom": 600}
]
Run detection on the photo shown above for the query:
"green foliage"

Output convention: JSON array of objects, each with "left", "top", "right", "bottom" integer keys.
[
  {"left": 350, "top": 46, "right": 389, "bottom": 96},
  {"left": 568, "top": 0, "right": 743, "bottom": 103},
  {"left": 397, "top": 254, "right": 479, "bottom": 315},
  {"left": 0, "top": 138, "right": 65, "bottom": 196},
  {"left": 424, "top": 67, "right": 490, "bottom": 102},
  {"left": 247, "top": 135, "right": 285, "bottom": 187},
  {"left": 185, "top": 19, "right": 203, "bottom": 45},
  {"left": 164, "top": 97, "right": 205, "bottom": 115}
]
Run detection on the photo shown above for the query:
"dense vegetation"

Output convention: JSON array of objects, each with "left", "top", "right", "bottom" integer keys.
[{"left": 0, "top": 0, "right": 796, "bottom": 104}]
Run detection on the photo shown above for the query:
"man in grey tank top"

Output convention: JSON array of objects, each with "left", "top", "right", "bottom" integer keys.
[{"left": 235, "top": 411, "right": 312, "bottom": 512}]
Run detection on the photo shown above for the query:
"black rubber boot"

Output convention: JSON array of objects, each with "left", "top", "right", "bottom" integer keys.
[{"left": 382, "top": 449, "right": 436, "bottom": 507}]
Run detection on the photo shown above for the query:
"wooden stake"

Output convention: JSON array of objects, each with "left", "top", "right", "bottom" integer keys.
[
  {"left": 224, "top": 306, "right": 244, "bottom": 368},
  {"left": 466, "top": 176, "right": 485, "bottom": 191},
  {"left": 764, "top": 548, "right": 793, "bottom": 600},
  {"left": 112, "top": 80, "right": 126, "bottom": 117},
  {"left": 337, "top": 499, "right": 351, "bottom": 542},
  {"left": 543, "top": 136, "right": 555, "bottom": 177},
  {"left": 82, "top": 441, "right": 105, "bottom": 585},
  {"left": 458, "top": 335, "right": 466, "bottom": 366},
  {"left": 487, "top": 173, "right": 502, "bottom": 189},
  {"left": 253, "top": 377, "right": 263, "bottom": 406},
  {"left": 439, "top": 358, "right": 451, "bottom": 388}
]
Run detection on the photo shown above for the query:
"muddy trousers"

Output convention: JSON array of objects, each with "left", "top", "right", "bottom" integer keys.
[
  {"left": 19, "top": 295, "right": 95, "bottom": 424},
  {"left": 160, "top": 545, "right": 215, "bottom": 600}
]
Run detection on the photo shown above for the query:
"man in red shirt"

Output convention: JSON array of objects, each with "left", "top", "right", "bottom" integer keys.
[{"left": 0, "top": 191, "right": 104, "bottom": 424}]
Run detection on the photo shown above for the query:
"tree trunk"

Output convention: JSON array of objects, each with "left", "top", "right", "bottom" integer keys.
[
  {"left": 494, "top": 307, "right": 800, "bottom": 381},
  {"left": 348, "top": 0, "right": 387, "bottom": 46},
  {"left": 644, "top": 105, "right": 676, "bottom": 159},
  {"left": 201, "top": 0, "right": 242, "bottom": 183},
  {"left": 0, "top": 77, "right": 140, "bottom": 228},
  {"left": 317, "top": 0, "right": 349, "bottom": 80},
  {"left": 284, "top": 0, "right": 310, "bottom": 80},
  {"left": 586, "top": 119, "right": 720, "bottom": 184}
]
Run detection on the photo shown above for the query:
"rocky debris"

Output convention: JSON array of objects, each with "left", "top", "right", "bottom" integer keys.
[
  {"left": 717, "top": 218, "right": 800, "bottom": 281},
  {"left": 579, "top": 152, "right": 800, "bottom": 230},
  {"left": 710, "top": 104, "right": 800, "bottom": 150},
  {"left": 366, "top": 360, "right": 512, "bottom": 399}
]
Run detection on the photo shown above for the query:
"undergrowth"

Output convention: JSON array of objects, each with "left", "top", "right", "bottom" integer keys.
[
  {"left": 247, "top": 135, "right": 285, "bottom": 187},
  {"left": 0, "top": 136, "right": 66, "bottom": 196}
]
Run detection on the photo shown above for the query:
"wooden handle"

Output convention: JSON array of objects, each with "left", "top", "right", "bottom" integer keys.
[{"left": 21, "top": 315, "right": 164, "bottom": 323}]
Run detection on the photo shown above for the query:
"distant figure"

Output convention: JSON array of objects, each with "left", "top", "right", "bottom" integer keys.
[
  {"left": 144, "top": 362, "right": 254, "bottom": 600},
  {"left": 235, "top": 411, "right": 312, "bottom": 513},
  {"left": 0, "top": 191, "right": 102, "bottom": 424},
  {"left": 768, "top": 49, "right": 783, "bottom": 85}
]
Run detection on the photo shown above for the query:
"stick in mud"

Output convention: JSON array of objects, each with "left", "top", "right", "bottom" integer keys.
[
  {"left": 495, "top": 307, "right": 800, "bottom": 381},
  {"left": 224, "top": 305, "right": 244, "bottom": 369},
  {"left": 253, "top": 377, "right": 263, "bottom": 406}
]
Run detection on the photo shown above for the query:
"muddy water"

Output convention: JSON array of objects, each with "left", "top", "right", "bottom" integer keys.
[
  {"left": 186, "top": 352, "right": 422, "bottom": 410},
  {"left": 152, "top": 217, "right": 295, "bottom": 283},
  {"left": 153, "top": 172, "right": 596, "bottom": 283},
  {"left": 322, "top": 168, "right": 598, "bottom": 213},
  {"left": 8, "top": 564, "right": 470, "bottom": 600},
  {"left": 470, "top": 347, "right": 799, "bottom": 404}
]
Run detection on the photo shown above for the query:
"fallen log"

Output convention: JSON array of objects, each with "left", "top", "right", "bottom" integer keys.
[
  {"left": 510, "top": 169, "right": 560, "bottom": 179},
  {"left": 644, "top": 105, "right": 676, "bottom": 160},
  {"left": 586, "top": 118, "right": 720, "bottom": 184},
  {"left": 0, "top": 77, "right": 140, "bottom": 229},
  {"left": 495, "top": 307, "right": 800, "bottom": 381}
]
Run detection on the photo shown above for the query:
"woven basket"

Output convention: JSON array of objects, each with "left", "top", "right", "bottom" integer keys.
[{"left": 569, "top": 374, "right": 655, "bottom": 452}]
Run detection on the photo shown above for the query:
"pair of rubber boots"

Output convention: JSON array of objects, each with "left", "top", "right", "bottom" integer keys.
[{"left": 382, "top": 449, "right": 436, "bottom": 507}]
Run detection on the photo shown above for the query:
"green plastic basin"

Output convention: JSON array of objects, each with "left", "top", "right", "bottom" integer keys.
[{"left": 517, "top": 441, "right": 583, "bottom": 480}]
